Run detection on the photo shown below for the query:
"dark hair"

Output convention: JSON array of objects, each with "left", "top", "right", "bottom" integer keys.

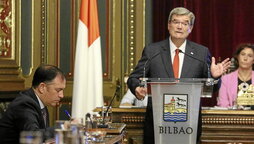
[
  {"left": 233, "top": 43, "right": 254, "bottom": 69},
  {"left": 32, "top": 65, "right": 65, "bottom": 88}
]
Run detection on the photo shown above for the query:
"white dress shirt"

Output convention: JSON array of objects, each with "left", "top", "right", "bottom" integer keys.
[
  {"left": 169, "top": 37, "right": 186, "bottom": 78},
  {"left": 120, "top": 89, "right": 148, "bottom": 107}
]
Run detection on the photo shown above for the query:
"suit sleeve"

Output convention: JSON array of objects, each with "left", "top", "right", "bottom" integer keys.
[
  {"left": 127, "top": 46, "right": 150, "bottom": 96},
  {"left": 13, "top": 102, "right": 54, "bottom": 140}
]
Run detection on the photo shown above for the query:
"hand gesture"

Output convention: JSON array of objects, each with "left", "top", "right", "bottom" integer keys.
[{"left": 210, "top": 57, "right": 231, "bottom": 78}]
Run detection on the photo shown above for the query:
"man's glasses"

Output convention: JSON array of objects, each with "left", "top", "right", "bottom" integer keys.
[{"left": 170, "top": 19, "right": 190, "bottom": 27}]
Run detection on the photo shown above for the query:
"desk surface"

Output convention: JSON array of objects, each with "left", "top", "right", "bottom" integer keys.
[
  {"left": 86, "top": 123, "right": 126, "bottom": 144},
  {"left": 90, "top": 134, "right": 124, "bottom": 144},
  {"left": 87, "top": 123, "right": 126, "bottom": 134}
]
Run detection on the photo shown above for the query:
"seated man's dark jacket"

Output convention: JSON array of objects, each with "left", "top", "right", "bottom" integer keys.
[{"left": 0, "top": 88, "right": 54, "bottom": 144}]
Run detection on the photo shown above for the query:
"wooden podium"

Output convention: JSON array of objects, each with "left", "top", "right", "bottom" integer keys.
[{"left": 201, "top": 109, "right": 254, "bottom": 144}]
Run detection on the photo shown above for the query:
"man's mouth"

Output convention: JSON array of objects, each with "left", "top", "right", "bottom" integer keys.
[{"left": 175, "top": 31, "right": 182, "bottom": 34}]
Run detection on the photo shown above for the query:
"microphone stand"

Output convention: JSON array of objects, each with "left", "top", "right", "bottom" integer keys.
[
  {"left": 98, "top": 85, "right": 120, "bottom": 128},
  {"left": 140, "top": 60, "right": 149, "bottom": 87},
  {"left": 140, "top": 51, "right": 160, "bottom": 87}
]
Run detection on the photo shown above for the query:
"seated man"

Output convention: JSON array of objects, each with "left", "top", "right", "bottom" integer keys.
[
  {"left": 120, "top": 89, "right": 148, "bottom": 107},
  {"left": 0, "top": 65, "right": 66, "bottom": 143}
]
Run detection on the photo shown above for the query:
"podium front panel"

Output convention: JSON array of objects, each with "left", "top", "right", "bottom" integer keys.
[{"left": 149, "top": 82, "right": 202, "bottom": 144}]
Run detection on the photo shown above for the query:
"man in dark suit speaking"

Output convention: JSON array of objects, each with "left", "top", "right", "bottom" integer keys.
[
  {"left": 0, "top": 65, "right": 66, "bottom": 144},
  {"left": 127, "top": 7, "right": 231, "bottom": 144}
]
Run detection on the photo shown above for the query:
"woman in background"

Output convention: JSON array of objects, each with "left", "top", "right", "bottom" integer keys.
[{"left": 217, "top": 43, "right": 254, "bottom": 108}]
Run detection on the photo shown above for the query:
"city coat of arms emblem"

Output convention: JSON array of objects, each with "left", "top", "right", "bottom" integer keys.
[{"left": 163, "top": 94, "right": 188, "bottom": 122}]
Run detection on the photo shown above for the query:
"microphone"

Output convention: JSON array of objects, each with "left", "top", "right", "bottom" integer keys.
[
  {"left": 178, "top": 49, "right": 211, "bottom": 77},
  {"left": 98, "top": 84, "right": 121, "bottom": 128},
  {"left": 140, "top": 51, "right": 161, "bottom": 87}
]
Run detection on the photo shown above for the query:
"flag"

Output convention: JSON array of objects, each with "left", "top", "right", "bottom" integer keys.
[{"left": 72, "top": 0, "right": 103, "bottom": 122}]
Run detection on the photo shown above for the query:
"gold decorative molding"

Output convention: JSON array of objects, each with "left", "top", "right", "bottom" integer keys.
[
  {"left": 202, "top": 109, "right": 254, "bottom": 115},
  {"left": 127, "top": 0, "right": 136, "bottom": 73},
  {"left": 40, "top": 0, "right": 47, "bottom": 63},
  {"left": 203, "top": 116, "right": 254, "bottom": 125},
  {"left": 125, "top": 0, "right": 146, "bottom": 75},
  {"left": 121, "top": 116, "right": 145, "bottom": 123}
]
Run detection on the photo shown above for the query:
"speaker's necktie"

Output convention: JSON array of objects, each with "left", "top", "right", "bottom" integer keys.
[
  {"left": 173, "top": 49, "right": 180, "bottom": 78},
  {"left": 41, "top": 107, "right": 48, "bottom": 127}
]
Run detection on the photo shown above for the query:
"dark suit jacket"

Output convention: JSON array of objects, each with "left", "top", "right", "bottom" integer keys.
[
  {"left": 0, "top": 88, "right": 54, "bottom": 144},
  {"left": 127, "top": 38, "right": 211, "bottom": 144}
]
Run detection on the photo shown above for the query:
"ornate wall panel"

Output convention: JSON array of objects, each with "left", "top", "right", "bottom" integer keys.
[
  {"left": 101, "top": 0, "right": 149, "bottom": 106},
  {"left": 120, "top": 0, "right": 152, "bottom": 97},
  {"left": 20, "top": 0, "right": 32, "bottom": 77},
  {"left": 0, "top": 0, "right": 24, "bottom": 91},
  {"left": 102, "top": 0, "right": 121, "bottom": 106},
  {"left": 0, "top": 0, "right": 12, "bottom": 57}
]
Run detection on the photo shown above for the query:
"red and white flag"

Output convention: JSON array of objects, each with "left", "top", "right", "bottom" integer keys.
[{"left": 72, "top": 0, "right": 103, "bottom": 121}]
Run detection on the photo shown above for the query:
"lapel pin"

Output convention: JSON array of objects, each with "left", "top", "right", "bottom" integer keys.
[{"left": 190, "top": 52, "right": 194, "bottom": 55}]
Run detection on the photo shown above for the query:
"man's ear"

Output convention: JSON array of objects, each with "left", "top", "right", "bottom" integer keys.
[
  {"left": 188, "top": 26, "right": 193, "bottom": 33},
  {"left": 38, "top": 83, "right": 46, "bottom": 94},
  {"left": 167, "top": 22, "right": 171, "bottom": 31}
]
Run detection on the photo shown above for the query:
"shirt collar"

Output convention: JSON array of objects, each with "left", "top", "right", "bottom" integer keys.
[
  {"left": 35, "top": 92, "right": 45, "bottom": 109},
  {"left": 169, "top": 37, "right": 187, "bottom": 53}
]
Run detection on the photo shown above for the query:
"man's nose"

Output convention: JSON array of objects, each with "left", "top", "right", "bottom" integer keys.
[
  {"left": 177, "top": 23, "right": 183, "bottom": 28},
  {"left": 59, "top": 91, "right": 64, "bottom": 98}
]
